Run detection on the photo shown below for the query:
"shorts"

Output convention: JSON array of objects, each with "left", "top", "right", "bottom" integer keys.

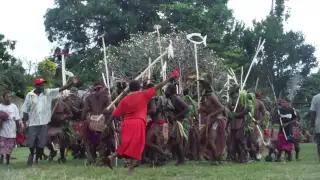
[{"left": 27, "top": 125, "right": 48, "bottom": 148}]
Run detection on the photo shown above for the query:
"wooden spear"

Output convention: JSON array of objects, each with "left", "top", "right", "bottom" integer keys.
[
  {"left": 255, "top": 78, "right": 260, "bottom": 91},
  {"left": 97, "top": 49, "right": 169, "bottom": 117},
  {"left": 100, "top": 33, "right": 121, "bottom": 167},
  {"left": 233, "top": 38, "right": 265, "bottom": 112}
]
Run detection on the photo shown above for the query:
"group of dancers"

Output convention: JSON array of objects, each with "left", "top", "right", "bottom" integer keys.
[{"left": 0, "top": 70, "right": 302, "bottom": 176}]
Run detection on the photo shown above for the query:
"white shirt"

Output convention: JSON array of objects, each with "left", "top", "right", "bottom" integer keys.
[
  {"left": 22, "top": 88, "right": 60, "bottom": 127},
  {"left": 0, "top": 103, "right": 21, "bottom": 138},
  {"left": 310, "top": 93, "right": 320, "bottom": 133}
]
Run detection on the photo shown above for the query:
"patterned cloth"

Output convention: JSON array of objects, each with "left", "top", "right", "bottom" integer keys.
[
  {"left": 0, "top": 136, "right": 15, "bottom": 155},
  {"left": 22, "top": 88, "right": 60, "bottom": 127},
  {"left": 88, "top": 115, "right": 106, "bottom": 132},
  {"left": 70, "top": 121, "right": 84, "bottom": 137}
]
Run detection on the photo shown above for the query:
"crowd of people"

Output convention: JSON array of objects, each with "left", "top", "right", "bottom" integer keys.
[{"left": 0, "top": 71, "right": 317, "bottom": 176}]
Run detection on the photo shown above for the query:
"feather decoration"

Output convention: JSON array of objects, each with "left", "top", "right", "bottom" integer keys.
[
  {"left": 239, "top": 90, "right": 247, "bottom": 107},
  {"left": 286, "top": 74, "right": 302, "bottom": 102}
]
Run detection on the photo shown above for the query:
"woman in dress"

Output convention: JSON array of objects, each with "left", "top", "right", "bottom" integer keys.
[
  {"left": 0, "top": 91, "right": 21, "bottom": 165},
  {"left": 104, "top": 70, "right": 180, "bottom": 176}
]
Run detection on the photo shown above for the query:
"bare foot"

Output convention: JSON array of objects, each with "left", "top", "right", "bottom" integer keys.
[
  {"left": 128, "top": 169, "right": 134, "bottom": 176},
  {"left": 104, "top": 156, "right": 113, "bottom": 169}
]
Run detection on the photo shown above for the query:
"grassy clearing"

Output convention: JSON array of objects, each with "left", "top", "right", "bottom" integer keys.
[{"left": 0, "top": 144, "right": 319, "bottom": 180}]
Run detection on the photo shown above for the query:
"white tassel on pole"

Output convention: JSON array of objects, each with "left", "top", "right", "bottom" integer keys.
[
  {"left": 154, "top": 24, "right": 165, "bottom": 81},
  {"left": 61, "top": 54, "right": 67, "bottom": 96},
  {"left": 226, "top": 75, "right": 230, "bottom": 103},
  {"left": 255, "top": 78, "right": 259, "bottom": 91},
  {"left": 111, "top": 71, "right": 114, "bottom": 88},
  {"left": 148, "top": 57, "right": 151, "bottom": 84},
  {"left": 178, "top": 60, "right": 182, "bottom": 94}
]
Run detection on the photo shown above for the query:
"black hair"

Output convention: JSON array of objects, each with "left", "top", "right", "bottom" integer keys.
[
  {"left": 165, "top": 84, "right": 176, "bottom": 95},
  {"left": 183, "top": 88, "right": 189, "bottom": 95},
  {"left": 2, "top": 91, "right": 11, "bottom": 99},
  {"left": 129, "top": 80, "right": 141, "bottom": 92},
  {"left": 145, "top": 83, "right": 154, "bottom": 89}
]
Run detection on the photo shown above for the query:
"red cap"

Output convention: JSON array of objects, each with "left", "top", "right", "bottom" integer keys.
[
  {"left": 171, "top": 69, "right": 180, "bottom": 78},
  {"left": 34, "top": 78, "right": 46, "bottom": 85}
]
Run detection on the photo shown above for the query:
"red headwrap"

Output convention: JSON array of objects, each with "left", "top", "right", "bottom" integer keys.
[
  {"left": 256, "top": 92, "right": 263, "bottom": 100},
  {"left": 171, "top": 69, "right": 180, "bottom": 78}
]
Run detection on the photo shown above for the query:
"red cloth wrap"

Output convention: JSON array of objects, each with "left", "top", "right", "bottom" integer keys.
[
  {"left": 72, "top": 121, "right": 84, "bottom": 135},
  {"left": 146, "top": 120, "right": 167, "bottom": 131},
  {"left": 116, "top": 119, "right": 146, "bottom": 160},
  {"left": 216, "top": 119, "right": 226, "bottom": 157},
  {"left": 112, "top": 87, "right": 156, "bottom": 160},
  {"left": 277, "top": 133, "right": 293, "bottom": 152},
  {"left": 16, "top": 132, "right": 26, "bottom": 145},
  {"left": 293, "top": 126, "right": 300, "bottom": 141}
]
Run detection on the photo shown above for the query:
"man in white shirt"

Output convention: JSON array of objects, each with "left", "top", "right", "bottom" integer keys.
[
  {"left": 310, "top": 93, "right": 320, "bottom": 161},
  {"left": 22, "top": 77, "right": 78, "bottom": 166}
]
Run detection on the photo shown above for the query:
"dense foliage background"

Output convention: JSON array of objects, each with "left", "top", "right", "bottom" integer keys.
[{"left": 0, "top": 0, "right": 318, "bottom": 131}]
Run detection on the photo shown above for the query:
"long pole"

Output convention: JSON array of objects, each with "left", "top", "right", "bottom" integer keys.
[
  {"left": 268, "top": 77, "right": 288, "bottom": 140},
  {"left": 61, "top": 54, "right": 66, "bottom": 85},
  {"left": 155, "top": 25, "right": 165, "bottom": 80},
  {"left": 178, "top": 60, "right": 183, "bottom": 94},
  {"left": 255, "top": 78, "right": 260, "bottom": 91},
  {"left": 233, "top": 39, "right": 265, "bottom": 112},
  {"left": 97, "top": 49, "right": 169, "bottom": 118},
  {"left": 194, "top": 44, "right": 201, "bottom": 129},
  {"left": 61, "top": 54, "right": 67, "bottom": 96},
  {"left": 148, "top": 58, "right": 151, "bottom": 84},
  {"left": 102, "top": 37, "right": 110, "bottom": 88},
  {"left": 101, "top": 35, "right": 118, "bottom": 167}
]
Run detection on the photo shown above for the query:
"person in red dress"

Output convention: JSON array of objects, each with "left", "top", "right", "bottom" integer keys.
[{"left": 104, "top": 70, "right": 180, "bottom": 175}]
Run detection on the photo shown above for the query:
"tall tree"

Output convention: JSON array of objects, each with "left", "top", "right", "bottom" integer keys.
[
  {"left": 0, "top": 34, "right": 26, "bottom": 97},
  {"left": 44, "top": 0, "right": 178, "bottom": 49},
  {"left": 232, "top": 0, "right": 317, "bottom": 96}
]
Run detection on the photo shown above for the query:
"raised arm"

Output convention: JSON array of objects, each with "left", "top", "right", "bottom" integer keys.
[
  {"left": 154, "top": 70, "right": 180, "bottom": 90},
  {"left": 155, "top": 77, "right": 174, "bottom": 90},
  {"left": 59, "top": 77, "right": 78, "bottom": 92}
]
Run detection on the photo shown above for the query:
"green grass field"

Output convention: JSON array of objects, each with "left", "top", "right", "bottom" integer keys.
[{"left": 0, "top": 144, "right": 319, "bottom": 180}]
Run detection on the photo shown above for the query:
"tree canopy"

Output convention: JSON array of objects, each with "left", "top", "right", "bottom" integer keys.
[{"left": 0, "top": 34, "right": 26, "bottom": 98}]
